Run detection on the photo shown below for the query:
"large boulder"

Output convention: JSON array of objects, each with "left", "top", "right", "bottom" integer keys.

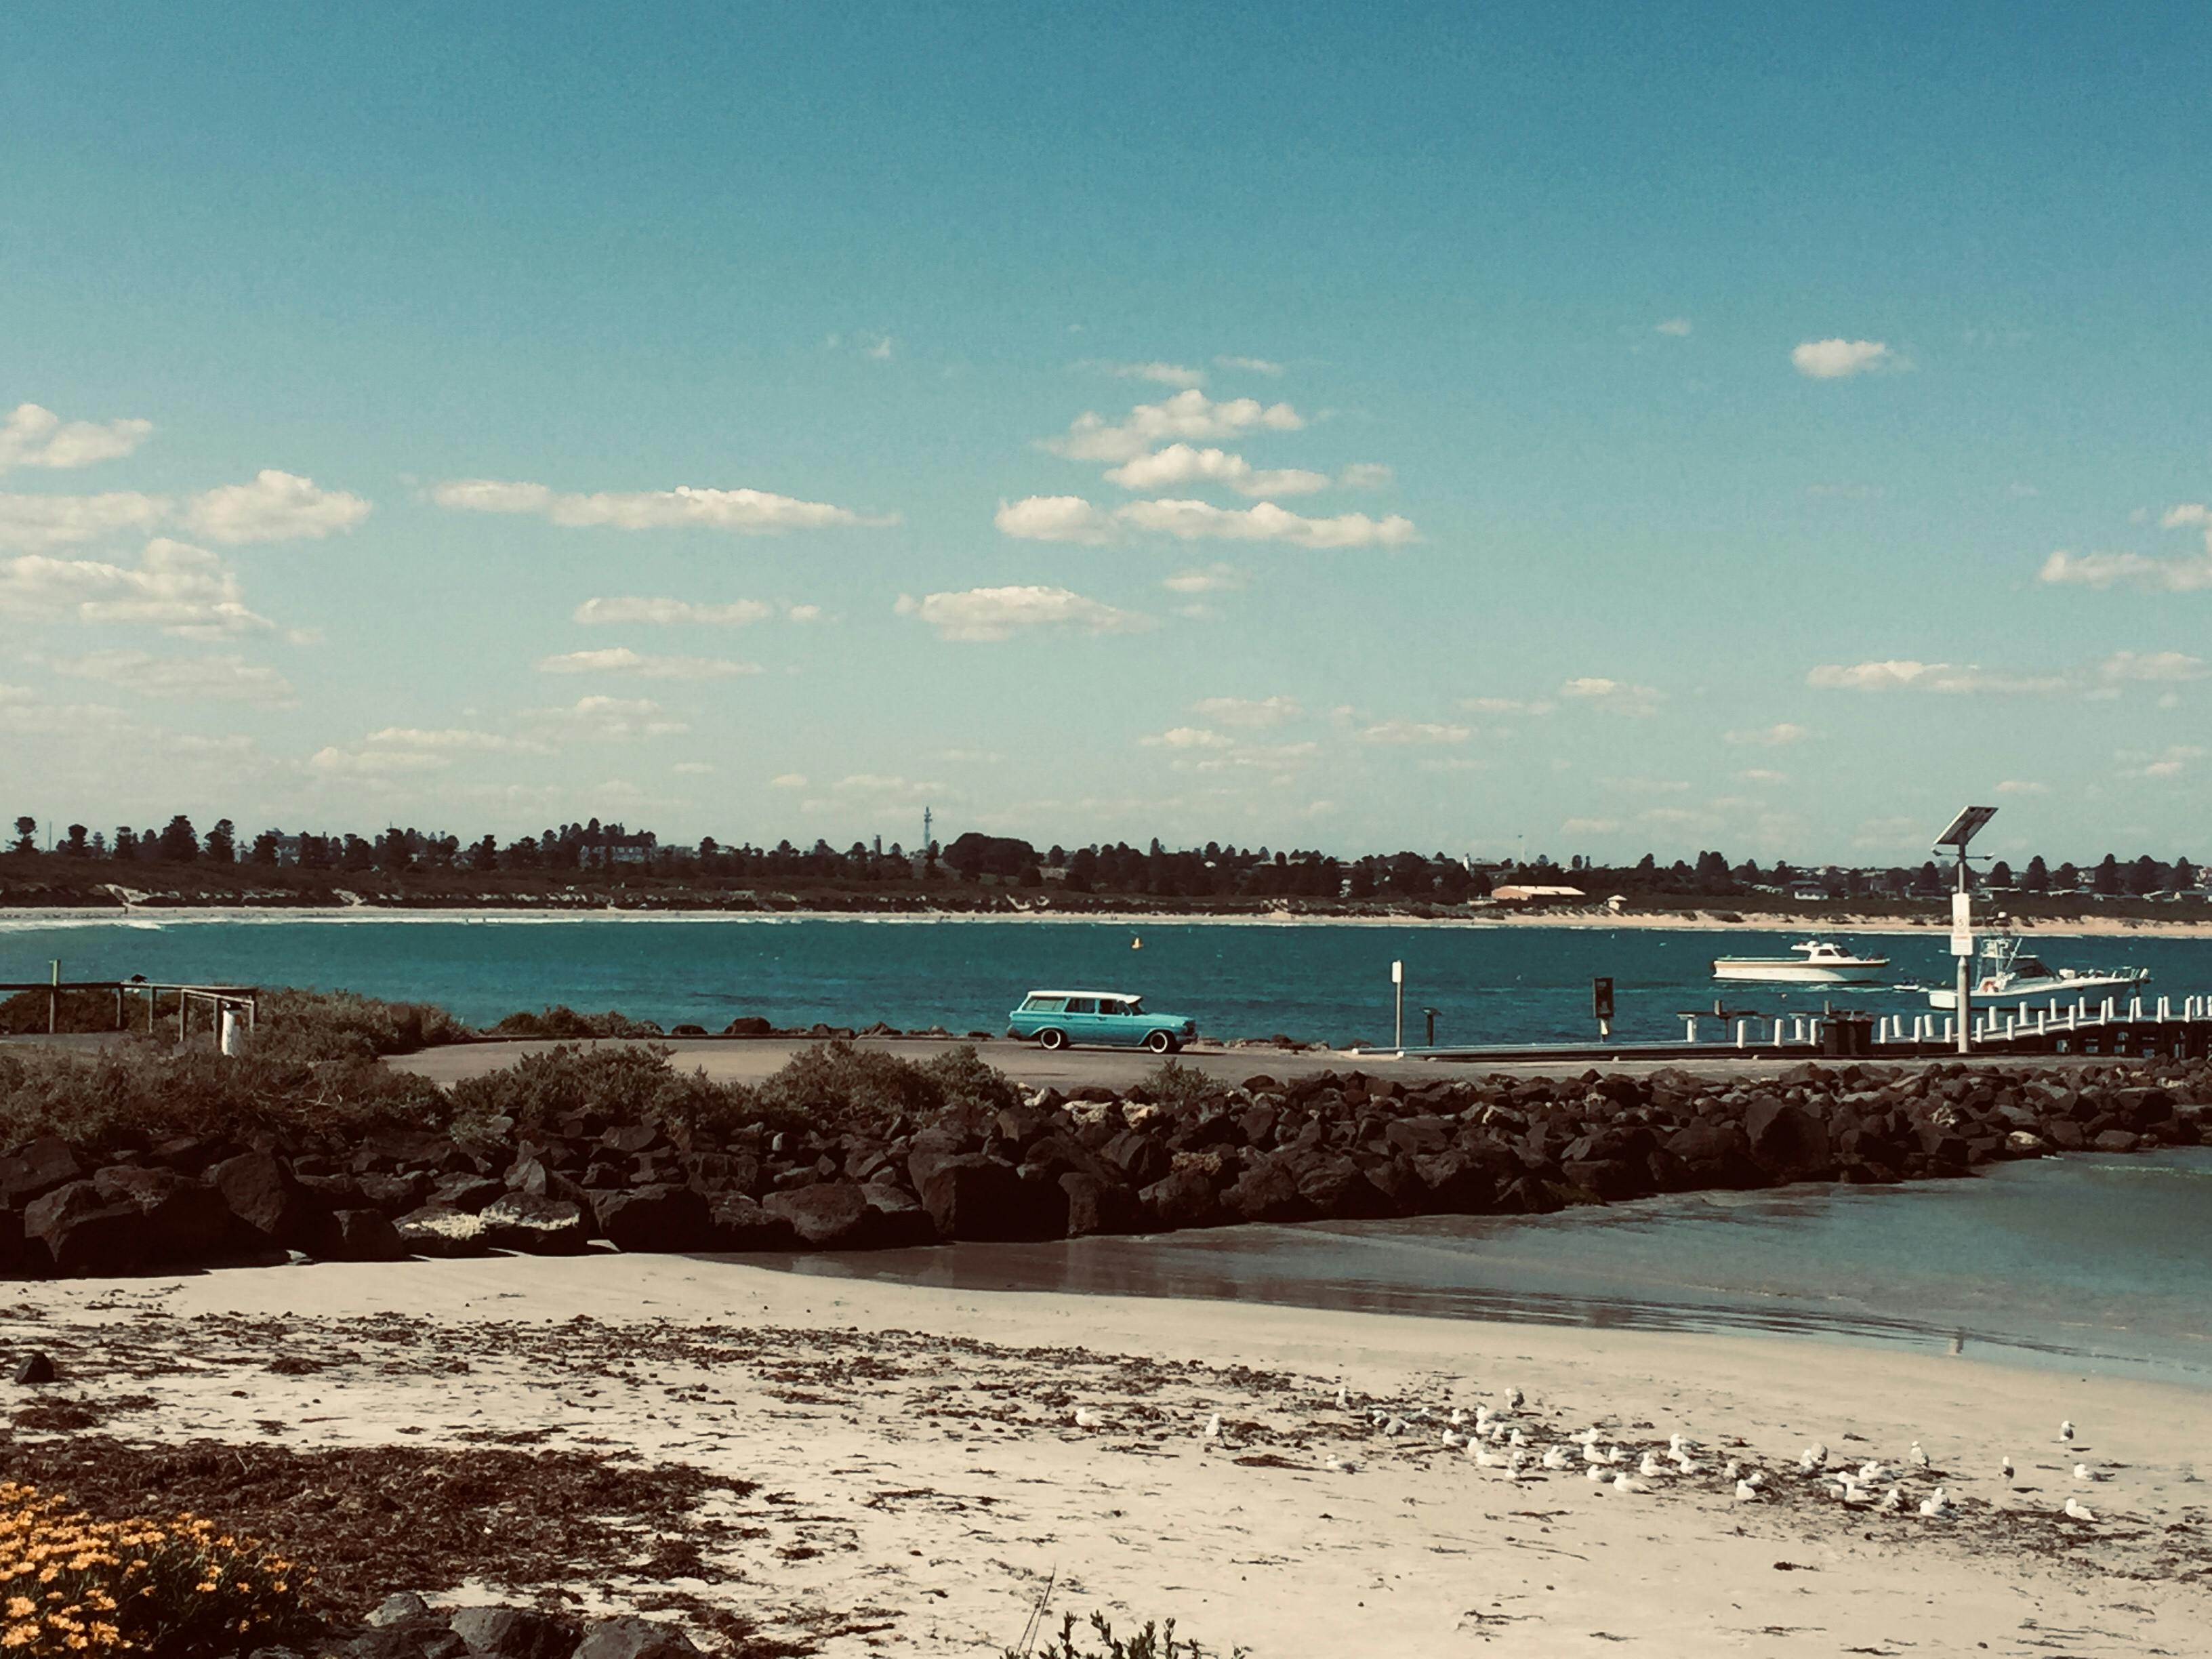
[
  {"left": 449, "top": 1605, "right": 580, "bottom": 1659},
  {"left": 1058, "top": 1170, "right": 1136, "bottom": 1235},
  {"left": 0, "top": 1138, "right": 82, "bottom": 1208},
  {"left": 1286, "top": 1152, "right": 1395, "bottom": 1220},
  {"left": 22, "top": 1181, "right": 141, "bottom": 1275},
  {"left": 324, "top": 1208, "right": 405, "bottom": 1261},
  {"left": 210, "top": 1151, "right": 316, "bottom": 1248},
  {"left": 1138, "top": 1166, "right": 1221, "bottom": 1230},
  {"left": 861, "top": 1183, "right": 938, "bottom": 1246},
  {"left": 915, "top": 1154, "right": 1046, "bottom": 1240},
  {"left": 1743, "top": 1100, "right": 1831, "bottom": 1181},
  {"left": 90, "top": 1166, "right": 232, "bottom": 1261},
  {"left": 591, "top": 1185, "right": 710, "bottom": 1252},
  {"left": 1662, "top": 1122, "right": 1761, "bottom": 1189},
  {"left": 394, "top": 1204, "right": 494, "bottom": 1258},
  {"left": 1218, "top": 1155, "right": 1311, "bottom": 1224},
  {"left": 762, "top": 1183, "right": 882, "bottom": 1248},
  {"left": 478, "top": 1194, "right": 590, "bottom": 1254},
  {"left": 574, "top": 1617, "right": 699, "bottom": 1659},
  {"left": 705, "top": 1194, "right": 798, "bottom": 1250}
]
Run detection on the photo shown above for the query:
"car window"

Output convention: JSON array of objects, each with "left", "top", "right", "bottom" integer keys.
[
  {"left": 1096, "top": 999, "right": 1122, "bottom": 1016},
  {"left": 1065, "top": 997, "right": 1097, "bottom": 1014},
  {"left": 1023, "top": 995, "right": 1068, "bottom": 1012}
]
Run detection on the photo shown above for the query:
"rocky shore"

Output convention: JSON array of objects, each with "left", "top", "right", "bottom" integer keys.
[{"left": 4, "top": 1048, "right": 2205, "bottom": 1275}]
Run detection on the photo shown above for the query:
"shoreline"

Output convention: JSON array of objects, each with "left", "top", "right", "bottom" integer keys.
[
  {"left": 6, "top": 901, "right": 2212, "bottom": 938},
  {"left": 10, "top": 1253, "right": 2207, "bottom": 1657}
]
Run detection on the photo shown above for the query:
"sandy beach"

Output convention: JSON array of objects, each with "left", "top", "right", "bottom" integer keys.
[
  {"left": 5, "top": 1252, "right": 2204, "bottom": 1657},
  {"left": 5, "top": 903, "right": 2212, "bottom": 939}
]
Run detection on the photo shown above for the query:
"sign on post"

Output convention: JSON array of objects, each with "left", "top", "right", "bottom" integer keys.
[
  {"left": 1950, "top": 891, "right": 1974, "bottom": 957},
  {"left": 1592, "top": 977, "right": 1614, "bottom": 1019}
]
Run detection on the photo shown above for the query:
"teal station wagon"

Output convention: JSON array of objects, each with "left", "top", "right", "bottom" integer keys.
[{"left": 1008, "top": 989, "right": 1197, "bottom": 1054}]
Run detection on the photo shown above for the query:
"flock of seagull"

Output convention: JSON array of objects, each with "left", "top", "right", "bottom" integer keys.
[{"left": 1069, "top": 1387, "right": 2110, "bottom": 1530}]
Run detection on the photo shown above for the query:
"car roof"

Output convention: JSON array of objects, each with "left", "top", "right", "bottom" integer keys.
[{"left": 1023, "top": 989, "right": 1140, "bottom": 1000}]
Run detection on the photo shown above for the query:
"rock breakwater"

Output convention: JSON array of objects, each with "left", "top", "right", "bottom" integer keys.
[{"left": 3, "top": 1052, "right": 2205, "bottom": 1275}]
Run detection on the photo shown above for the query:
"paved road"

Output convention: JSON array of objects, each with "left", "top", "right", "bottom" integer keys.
[{"left": 384, "top": 1035, "right": 2095, "bottom": 1090}]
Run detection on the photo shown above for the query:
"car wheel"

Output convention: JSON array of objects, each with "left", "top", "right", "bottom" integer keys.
[
  {"left": 1038, "top": 1027, "right": 1069, "bottom": 1051},
  {"left": 1144, "top": 1029, "right": 1174, "bottom": 1054}
]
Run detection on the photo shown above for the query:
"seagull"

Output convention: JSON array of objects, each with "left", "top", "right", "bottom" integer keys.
[
  {"left": 1639, "top": 1452, "right": 1668, "bottom": 1480},
  {"left": 1799, "top": 1447, "right": 1828, "bottom": 1475},
  {"left": 1673, "top": 1454, "right": 1700, "bottom": 1476},
  {"left": 1447, "top": 1408, "right": 1467, "bottom": 1427},
  {"left": 1734, "top": 1479, "right": 1760, "bottom": 1501},
  {"left": 1612, "top": 1472, "right": 1639, "bottom": 1493},
  {"left": 1204, "top": 1413, "right": 1223, "bottom": 1440},
  {"left": 1910, "top": 1442, "right": 1931, "bottom": 1470},
  {"left": 1919, "top": 1488, "right": 1949, "bottom": 1518},
  {"left": 1508, "top": 1428, "right": 1528, "bottom": 1448},
  {"left": 1441, "top": 1429, "right": 1462, "bottom": 1448},
  {"left": 1542, "top": 1446, "right": 1570, "bottom": 1470},
  {"left": 1587, "top": 1465, "right": 1604, "bottom": 1483},
  {"left": 1384, "top": 1416, "right": 1406, "bottom": 1438},
  {"left": 1072, "top": 1407, "right": 1103, "bottom": 1429},
  {"left": 1723, "top": 1458, "right": 1742, "bottom": 1481},
  {"left": 2073, "top": 1462, "right": 2091, "bottom": 1482},
  {"left": 1507, "top": 1387, "right": 1525, "bottom": 1408},
  {"left": 1880, "top": 1486, "right": 1904, "bottom": 1513},
  {"left": 1335, "top": 1385, "right": 1349, "bottom": 1411},
  {"left": 1475, "top": 1445, "right": 1499, "bottom": 1468},
  {"left": 2001, "top": 1455, "right": 2014, "bottom": 1479},
  {"left": 1324, "top": 1455, "right": 1359, "bottom": 1474},
  {"left": 2060, "top": 1420, "right": 2076, "bottom": 1444},
  {"left": 2064, "top": 1498, "right": 2096, "bottom": 1522},
  {"left": 1858, "top": 1461, "right": 1891, "bottom": 1483},
  {"left": 1508, "top": 1450, "right": 1528, "bottom": 1478}
]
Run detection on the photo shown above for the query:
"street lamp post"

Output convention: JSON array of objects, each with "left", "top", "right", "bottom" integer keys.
[{"left": 1933, "top": 806, "right": 1998, "bottom": 1055}]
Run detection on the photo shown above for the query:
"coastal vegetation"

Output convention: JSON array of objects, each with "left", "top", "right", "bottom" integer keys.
[
  {"left": 1, "top": 989, "right": 2202, "bottom": 1277},
  {"left": 4, "top": 815, "right": 2206, "bottom": 922}
]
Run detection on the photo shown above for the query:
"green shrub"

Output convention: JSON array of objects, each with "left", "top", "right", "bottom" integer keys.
[
  {"left": 447, "top": 1042, "right": 715, "bottom": 1136},
  {"left": 490, "top": 1006, "right": 661, "bottom": 1040},
  {"left": 245, "top": 988, "right": 468, "bottom": 1063},
  {"left": 1135, "top": 1059, "right": 1221, "bottom": 1113},
  {"left": 1010, "top": 1612, "right": 1247, "bottom": 1659},
  {"left": 0, "top": 1043, "right": 449, "bottom": 1159},
  {"left": 750, "top": 1040, "right": 1021, "bottom": 1130}
]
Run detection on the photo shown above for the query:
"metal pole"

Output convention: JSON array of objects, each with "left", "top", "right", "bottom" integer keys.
[
  {"left": 1955, "top": 855, "right": 1971, "bottom": 1055},
  {"left": 47, "top": 960, "right": 58, "bottom": 1036},
  {"left": 1394, "top": 970, "right": 1404, "bottom": 1051}
]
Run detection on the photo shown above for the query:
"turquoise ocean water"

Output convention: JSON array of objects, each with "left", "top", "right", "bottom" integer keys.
[{"left": 3, "top": 913, "right": 2205, "bottom": 1047}]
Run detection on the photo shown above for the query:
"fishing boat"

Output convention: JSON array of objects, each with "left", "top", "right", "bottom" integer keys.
[
  {"left": 1926, "top": 934, "right": 2150, "bottom": 1009},
  {"left": 1711, "top": 940, "right": 1891, "bottom": 985}
]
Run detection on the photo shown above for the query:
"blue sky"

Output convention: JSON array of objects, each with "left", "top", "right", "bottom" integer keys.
[{"left": 5, "top": 3, "right": 2210, "bottom": 864}]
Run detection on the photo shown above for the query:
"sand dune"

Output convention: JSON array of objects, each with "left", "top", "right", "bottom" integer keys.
[{"left": 5, "top": 1254, "right": 2205, "bottom": 1656}]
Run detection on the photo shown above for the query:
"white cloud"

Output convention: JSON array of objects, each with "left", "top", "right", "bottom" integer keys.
[
  {"left": 0, "top": 490, "right": 170, "bottom": 552},
  {"left": 2117, "top": 743, "right": 2204, "bottom": 780},
  {"left": 1807, "top": 660, "right": 2067, "bottom": 695},
  {"left": 2037, "top": 541, "right": 2212, "bottom": 592},
  {"left": 770, "top": 772, "right": 807, "bottom": 788},
  {"left": 672, "top": 760, "right": 715, "bottom": 775},
  {"left": 895, "top": 585, "right": 1149, "bottom": 642},
  {"left": 1560, "top": 817, "right": 1622, "bottom": 836},
  {"left": 1791, "top": 338, "right": 1900, "bottom": 379},
  {"left": 999, "top": 493, "right": 1416, "bottom": 549},
  {"left": 432, "top": 478, "right": 890, "bottom": 533},
  {"left": 573, "top": 596, "right": 777, "bottom": 626},
  {"left": 536, "top": 647, "right": 762, "bottom": 679},
  {"left": 1654, "top": 319, "right": 1692, "bottom": 337},
  {"left": 52, "top": 649, "right": 295, "bottom": 704},
  {"left": 0, "top": 539, "right": 272, "bottom": 637},
  {"left": 533, "top": 695, "right": 690, "bottom": 738},
  {"left": 363, "top": 726, "right": 551, "bottom": 754},
  {"left": 1141, "top": 726, "right": 1233, "bottom": 750},
  {"left": 184, "top": 470, "right": 371, "bottom": 544},
  {"left": 2097, "top": 649, "right": 2207, "bottom": 682},
  {"left": 1163, "top": 563, "right": 1249, "bottom": 594},
  {"left": 0, "top": 404, "right": 153, "bottom": 472},
  {"left": 1723, "top": 721, "right": 1809, "bottom": 746},
  {"left": 1357, "top": 719, "right": 1471, "bottom": 746},
  {"left": 1560, "top": 676, "right": 1662, "bottom": 716},
  {"left": 1994, "top": 779, "right": 2048, "bottom": 795},
  {"left": 2159, "top": 504, "right": 2209, "bottom": 529},
  {"left": 1090, "top": 361, "right": 1206, "bottom": 389},
  {"left": 1103, "top": 444, "right": 1329, "bottom": 498},
  {"left": 1193, "top": 694, "right": 1300, "bottom": 729},
  {"left": 834, "top": 773, "right": 943, "bottom": 798},
  {"left": 1460, "top": 695, "right": 1556, "bottom": 716},
  {"left": 1213, "top": 356, "right": 1285, "bottom": 377},
  {"left": 1045, "top": 389, "right": 1305, "bottom": 464},
  {"left": 1338, "top": 462, "right": 1393, "bottom": 490},
  {"left": 308, "top": 744, "right": 450, "bottom": 778},
  {"left": 1738, "top": 768, "right": 1788, "bottom": 783}
]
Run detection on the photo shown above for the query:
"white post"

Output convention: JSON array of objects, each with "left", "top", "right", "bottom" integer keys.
[
  {"left": 1736, "top": 1019, "right": 1749, "bottom": 1049},
  {"left": 1391, "top": 959, "right": 1404, "bottom": 1052},
  {"left": 218, "top": 1008, "right": 241, "bottom": 1057},
  {"left": 1683, "top": 1015, "right": 1698, "bottom": 1042},
  {"left": 1773, "top": 1019, "right": 1784, "bottom": 1048},
  {"left": 1943, "top": 1015, "right": 1955, "bottom": 1044}
]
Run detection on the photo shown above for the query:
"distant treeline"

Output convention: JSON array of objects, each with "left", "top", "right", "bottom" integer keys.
[{"left": 5, "top": 812, "right": 2203, "bottom": 905}]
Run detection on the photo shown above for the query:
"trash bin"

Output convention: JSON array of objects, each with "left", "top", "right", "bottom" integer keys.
[{"left": 1821, "top": 1013, "right": 1874, "bottom": 1057}]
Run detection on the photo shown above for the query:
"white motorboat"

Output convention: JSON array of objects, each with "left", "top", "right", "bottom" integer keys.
[
  {"left": 1927, "top": 934, "right": 2150, "bottom": 1009},
  {"left": 1711, "top": 940, "right": 1891, "bottom": 985}
]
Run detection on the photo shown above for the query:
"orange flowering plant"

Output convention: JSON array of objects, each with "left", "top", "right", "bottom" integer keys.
[{"left": 0, "top": 1482, "right": 304, "bottom": 1654}]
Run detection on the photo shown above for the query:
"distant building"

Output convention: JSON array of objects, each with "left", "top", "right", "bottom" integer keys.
[
  {"left": 1492, "top": 884, "right": 1586, "bottom": 905},
  {"left": 1785, "top": 881, "right": 1832, "bottom": 903}
]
